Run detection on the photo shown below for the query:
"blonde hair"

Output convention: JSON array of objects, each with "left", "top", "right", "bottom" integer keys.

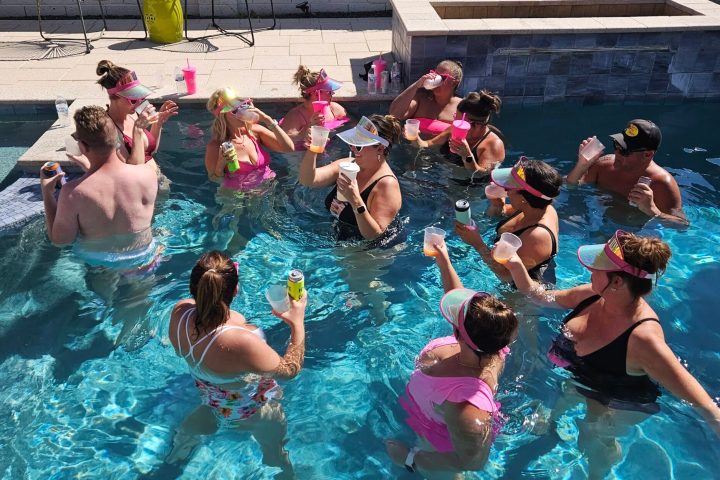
[
  {"left": 292, "top": 65, "right": 321, "bottom": 99},
  {"left": 437, "top": 59, "right": 463, "bottom": 92},
  {"left": 207, "top": 89, "right": 255, "bottom": 143}
]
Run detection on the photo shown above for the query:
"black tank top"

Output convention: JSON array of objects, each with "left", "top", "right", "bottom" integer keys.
[
  {"left": 549, "top": 295, "right": 662, "bottom": 410},
  {"left": 493, "top": 211, "right": 558, "bottom": 285}
]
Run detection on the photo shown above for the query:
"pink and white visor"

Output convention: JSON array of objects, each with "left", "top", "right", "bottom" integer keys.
[
  {"left": 303, "top": 69, "right": 343, "bottom": 94},
  {"left": 577, "top": 230, "right": 656, "bottom": 280},
  {"left": 490, "top": 157, "right": 554, "bottom": 201},
  {"left": 106, "top": 71, "right": 152, "bottom": 100},
  {"left": 439, "top": 288, "right": 490, "bottom": 353}
]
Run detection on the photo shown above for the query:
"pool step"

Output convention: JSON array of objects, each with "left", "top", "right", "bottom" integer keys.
[{"left": 0, "top": 176, "right": 45, "bottom": 234}]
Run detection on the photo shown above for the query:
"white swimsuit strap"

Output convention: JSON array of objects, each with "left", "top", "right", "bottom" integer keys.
[
  {"left": 175, "top": 307, "right": 195, "bottom": 357},
  {"left": 194, "top": 325, "right": 259, "bottom": 368},
  {"left": 177, "top": 307, "right": 217, "bottom": 362}
]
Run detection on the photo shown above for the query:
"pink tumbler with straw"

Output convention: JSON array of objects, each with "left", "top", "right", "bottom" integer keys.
[
  {"left": 373, "top": 55, "right": 387, "bottom": 90},
  {"left": 312, "top": 92, "right": 330, "bottom": 127},
  {"left": 450, "top": 113, "right": 471, "bottom": 154},
  {"left": 183, "top": 60, "right": 197, "bottom": 95}
]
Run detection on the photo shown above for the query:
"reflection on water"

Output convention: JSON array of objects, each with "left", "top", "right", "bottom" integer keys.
[{"left": 0, "top": 102, "right": 719, "bottom": 478}]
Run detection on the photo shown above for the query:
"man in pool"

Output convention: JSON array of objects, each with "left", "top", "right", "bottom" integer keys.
[
  {"left": 566, "top": 119, "right": 688, "bottom": 226},
  {"left": 41, "top": 105, "right": 158, "bottom": 267}
]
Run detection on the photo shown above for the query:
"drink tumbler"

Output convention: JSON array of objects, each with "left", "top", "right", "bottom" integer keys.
[
  {"left": 455, "top": 199, "right": 472, "bottom": 225},
  {"left": 222, "top": 141, "right": 240, "bottom": 173},
  {"left": 182, "top": 64, "right": 197, "bottom": 95},
  {"left": 42, "top": 161, "right": 67, "bottom": 186},
  {"left": 629, "top": 176, "right": 652, "bottom": 207},
  {"left": 287, "top": 270, "right": 304, "bottom": 301}
]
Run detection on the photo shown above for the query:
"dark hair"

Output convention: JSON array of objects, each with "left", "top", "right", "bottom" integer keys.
[
  {"left": 437, "top": 59, "right": 463, "bottom": 92},
  {"left": 462, "top": 295, "right": 518, "bottom": 356},
  {"left": 189, "top": 251, "right": 239, "bottom": 335},
  {"left": 96, "top": 60, "right": 130, "bottom": 91},
  {"left": 369, "top": 114, "right": 402, "bottom": 156},
  {"left": 517, "top": 159, "right": 562, "bottom": 209},
  {"left": 457, "top": 90, "right": 502, "bottom": 123},
  {"left": 73, "top": 105, "right": 116, "bottom": 153},
  {"left": 608, "top": 233, "right": 671, "bottom": 297}
]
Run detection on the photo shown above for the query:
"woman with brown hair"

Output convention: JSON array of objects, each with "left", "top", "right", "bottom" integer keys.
[
  {"left": 298, "top": 114, "right": 403, "bottom": 243},
  {"left": 205, "top": 87, "right": 294, "bottom": 191},
  {"left": 281, "top": 65, "right": 349, "bottom": 148},
  {"left": 505, "top": 232, "right": 720, "bottom": 479},
  {"left": 414, "top": 90, "right": 505, "bottom": 177},
  {"left": 389, "top": 59, "right": 463, "bottom": 137},
  {"left": 168, "top": 251, "right": 307, "bottom": 479}
]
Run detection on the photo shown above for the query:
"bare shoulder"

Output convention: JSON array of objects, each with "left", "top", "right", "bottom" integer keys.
[
  {"left": 648, "top": 165, "right": 679, "bottom": 187},
  {"left": 331, "top": 101, "right": 347, "bottom": 116}
]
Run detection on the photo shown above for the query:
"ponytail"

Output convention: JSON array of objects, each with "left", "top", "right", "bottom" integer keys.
[{"left": 189, "top": 251, "right": 239, "bottom": 334}]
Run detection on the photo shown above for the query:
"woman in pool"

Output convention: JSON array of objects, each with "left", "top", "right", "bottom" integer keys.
[
  {"left": 456, "top": 158, "right": 561, "bottom": 285},
  {"left": 389, "top": 59, "right": 463, "bottom": 137},
  {"left": 205, "top": 88, "right": 294, "bottom": 191},
  {"left": 504, "top": 231, "right": 720, "bottom": 479},
  {"left": 281, "top": 66, "right": 349, "bottom": 148},
  {"left": 414, "top": 90, "right": 505, "bottom": 177},
  {"left": 168, "top": 251, "right": 307, "bottom": 479},
  {"left": 386, "top": 241, "right": 518, "bottom": 478},
  {"left": 298, "top": 115, "right": 403, "bottom": 243}
]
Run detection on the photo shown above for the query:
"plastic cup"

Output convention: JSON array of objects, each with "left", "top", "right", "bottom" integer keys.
[
  {"left": 309, "top": 126, "right": 330, "bottom": 154},
  {"left": 64, "top": 137, "right": 81, "bottom": 156},
  {"left": 182, "top": 65, "right": 197, "bottom": 95},
  {"left": 423, "top": 75, "right": 442, "bottom": 90},
  {"left": 423, "top": 226, "right": 446, "bottom": 257},
  {"left": 485, "top": 183, "right": 507, "bottom": 200},
  {"left": 405, "top": 119, "right": 420, "bottom": 141},
  {"left": 337, "top": 161, "right": 360, "bottom": 202},
  {"left": 312, "top": 100, "right": 328, "bottom": 113},
  {"left": 580, "top": 136, "right": 605, "bottom": 162},
  {"left": 492, "top": 232, "right": 522, "bottom": 264},
  {"left": 450, "top": 119, "right": 471, "bottom": 153},
  {"left": 266, "top": 285, "right": 291, "bottom": 313}
]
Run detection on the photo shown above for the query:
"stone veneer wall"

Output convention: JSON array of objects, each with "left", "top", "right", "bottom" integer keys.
[
  {"left": 1, "top": 0, "right": 391, "bottom": 18},
  {"left": 393, "top": 28, "right": 720, "bottom": 103}
]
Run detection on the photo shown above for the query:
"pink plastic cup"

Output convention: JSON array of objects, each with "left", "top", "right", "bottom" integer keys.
[
  {"left": 450, "top": 119, "right": 471, "bottom": 153},
  {"left": 312, "top": 100, "right": 328, "bottom": 113},
  {"left": 182, "top": 65, "right": 197, "bottom": 95}
]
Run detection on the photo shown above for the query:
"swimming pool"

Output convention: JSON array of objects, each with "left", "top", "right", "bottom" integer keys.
[
  {"left": 0, "top": 113, "right": 54, "bottom": 186},
  {"left": 1, "top": 101, "right": 718, "bottom": 479}
]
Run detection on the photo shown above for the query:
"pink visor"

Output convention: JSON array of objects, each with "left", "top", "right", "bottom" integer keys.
[
  {"left": 303, "top": 69, "right": 343, "bottom": 94},
  {"left": 577, "top": 230, "right": 656, "bottom": 279},
  {"left": 490, "top": 157, "right": 554, "bottom": 200},
  {"left": 439, "top": 288, "right": 491, "bottom": 352},
  {"left": 106, "top": 71, "right": 152, "bottom": 100}
]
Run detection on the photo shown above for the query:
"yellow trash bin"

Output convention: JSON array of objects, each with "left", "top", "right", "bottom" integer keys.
[{"left": 144, "top": 0, "right": 184, "bottom": 44}]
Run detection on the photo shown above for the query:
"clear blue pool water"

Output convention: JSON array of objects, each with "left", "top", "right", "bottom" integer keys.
[
  {"left": 0, "top": 113, "right": 54, "bottom": 185},
  {"left": 1, "top": 102, "right": 719, "bottom": 479}
]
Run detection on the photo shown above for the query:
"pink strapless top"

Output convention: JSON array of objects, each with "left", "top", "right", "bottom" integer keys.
[
  {"left": 223, "top": 136, "right": 275, "bottom": 191},
  {"left": 415, "top": 117, "right": 452, "bottom": 135},
  {"left": 400, "top": 335, "right": 508, "bottom": 452}
]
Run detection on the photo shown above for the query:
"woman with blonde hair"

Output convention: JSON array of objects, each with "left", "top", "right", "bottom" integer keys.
[
  {"left": 168, "top": 251, "right": 307, "bottom": 479},
  {"left": 205, "top": 88, "right": 294, "bottom": 191},
  {"left": 281, "top": 65, "right": 349, "bottom": 148}
]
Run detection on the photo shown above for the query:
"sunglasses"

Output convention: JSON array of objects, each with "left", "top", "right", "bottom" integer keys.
[
  {"left": 351, "top": 144, "right": 379, "bottom": 153},
  {"left": 230, "top": 98, "right": 253, "bottom": 114},
  {"left": 429, "top": 69, "right": 455, "bottom": 82},
  {"left": 613, "top": 140, "right": 647, "bottom": 156},
  {"left": 124, "top": 96, "right": 146, "bottom": 107}
]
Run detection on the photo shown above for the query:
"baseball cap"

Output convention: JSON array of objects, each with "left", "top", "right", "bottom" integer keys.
[{"left": 609, "top": 119, "right": 662, "bottom": 152}]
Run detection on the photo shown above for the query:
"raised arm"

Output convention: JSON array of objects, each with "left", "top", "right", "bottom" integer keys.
[
  {"left": 432, "top": 240, "right": 463, "bottom": 292},
  {"left": 149, "top": 100, "right": 179, "bottom": 155},
  {"left": 251, "top": 108, "right": 295, "bottom": 153},
  {"left": 566, "top": 137, "right": 607, "bottom": 185},
  {"left": 389, "top": 72, "right": 437, "bottom": 120},
  {"left": 298, "top": 149, "right": 342, "bottom": 188}
]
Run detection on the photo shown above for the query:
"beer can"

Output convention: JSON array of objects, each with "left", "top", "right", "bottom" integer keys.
[
  {"left": 455, "top": 199, "right": 471, "bottom": 225},
  {"left": 287, "top": 269, "right": 304, "bottom": 301},
  {"left": 222, "top": 141, "right": 240, "bottom": 173},
  {"left": 42, "top": 161, "right": 66, "bottom": 186}
]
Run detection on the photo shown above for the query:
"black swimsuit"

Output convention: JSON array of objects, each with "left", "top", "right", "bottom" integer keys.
[
  {"left": 493, "top": 211, "right": 557, "bottom": 285},
  {"left": 549, "top": 295, "right": 662, "bottom": 413},
  {"left": 442, "top": 125, "right": 506, "bottom": 186}
]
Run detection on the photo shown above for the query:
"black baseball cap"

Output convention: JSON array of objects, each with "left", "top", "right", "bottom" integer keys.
[{"left": 610, "top": 119, "right": 662, "bottom": 152}]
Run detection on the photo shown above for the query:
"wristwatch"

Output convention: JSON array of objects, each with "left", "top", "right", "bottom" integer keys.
[
  {"left": 267, "top": 118, "right": 279, "bottom": 128},
  {"left": 354, "top": 204, "right": 367, "bottom": 215},
  {"left": 405, "top": 447, "right": 420, "bottom": 473}
]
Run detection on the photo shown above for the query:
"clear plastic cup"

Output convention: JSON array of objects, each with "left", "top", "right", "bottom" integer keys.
[
  {"left": 423, "top": 226, "right": 446, "bottom": 257},
  {"left": 309, "top": 126, "right": 330, "bottom": 153},
  {"left": 266, "top": 285, "right": 291, "bottom": 313},
  {"left": 492, "top": 232, "right": 522, "bottom": 264},
  {"left": 337, "top": 161, "right": 360, "bottom": 202},
  {"left": 580, "top": 136, "right": 605, "bottom": 162},
  {"left": 485, "top": 183, "right": 507, "bottom": 200},
  {"left": 405, "top": 119, "right": 420, "bottom": 141},
  {"left": 64, "top": 137, "right": 81, "bottom": 156}
]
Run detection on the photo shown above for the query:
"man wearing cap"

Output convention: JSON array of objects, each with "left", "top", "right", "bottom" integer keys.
[{"left": 567, "top": 119, "right": 688, "bottom": 226}]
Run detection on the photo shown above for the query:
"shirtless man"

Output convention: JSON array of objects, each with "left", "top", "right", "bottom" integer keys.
[
  {"left": 566, "top": 119, "right": 688, "bottom": 227},
  {"left": 41, "top": 105, "right": 158, "bottom": 257}
]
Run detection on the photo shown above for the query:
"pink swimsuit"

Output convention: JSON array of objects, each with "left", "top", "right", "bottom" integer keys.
[
  {"left": 400, "top": 336, "right": 508, "bottom": 452},
  {"left": 222, "top": 135, "right": 276, "bottom": 191},
  {"left": 415, "top": 117, "right": 452, "bottom": 136}
]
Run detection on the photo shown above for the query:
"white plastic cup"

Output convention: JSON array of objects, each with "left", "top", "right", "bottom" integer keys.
[
  {"left": 423, "top": 75, "right": 443, "bottom": 90},
  {"left": 492, "top": 232, "right": 523, "bottom": 264},
  {"left": 309, "top": 126, "right": 330, "bottom": 154},
  {"left": 405, "top": 119, "right": 420, "bottom": 141},
  {"left": 337, "top": 161, "right": 360, "bottom": 202},
  {"left": 580, "top": 136, "right": 605, "bottom": 162},
  {"left": 423, "top": 226, "right": 446, "bottom": 257},
  {"left": 485, "top": 183, "right": 507, "bottom": 200},
  {"left": 266, "top": 285, "right": 291, "bottom": 313},
  {"left": 64, "top": 137, "right": 81, "bottom": 156}
]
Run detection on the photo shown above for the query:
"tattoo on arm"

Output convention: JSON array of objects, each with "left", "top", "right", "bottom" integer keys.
[{"left": 273, "top": 340, "right": 306, "bottom": 379}]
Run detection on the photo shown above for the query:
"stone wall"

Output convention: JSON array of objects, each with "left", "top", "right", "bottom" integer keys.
[
  {"left": 1, "top": 0, "right": 391, "bottom": 18},
  {"left": 397, "top": 30, "right": 720, "bottom": 103}
]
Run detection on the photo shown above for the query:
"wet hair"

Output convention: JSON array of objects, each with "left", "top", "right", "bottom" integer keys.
[
  {"left": 96, "top": 60, "right": 130, "bottom": 91},
  {"left": 608, "top": 233, "right": 671, "bottom": 297},
  {"left": 461, "top": 295, "right": 518, "bottom": 357},
  {"left": 437, "top": 59, "right": 463, "bottom": 92},
  {"left": 206, "top": 88, "right": 255, "bottom": 143},
  {"left": 293, "top": 65, "right": 321, "bottom": 100},
  {"left": 458, "top": 90, "right": 502, "bottom": 123},
  {"left": 73, "top": 105, "right": 116, "bottom": 153},
  {"left": 516, "top": 159, "right": 562, "bottom": 209},
  {"left": 189, "top": 251, "right": 239, "bottom": 335},
  {"left": 369, "top": 114, "right": 402, "bottom": 157}
]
